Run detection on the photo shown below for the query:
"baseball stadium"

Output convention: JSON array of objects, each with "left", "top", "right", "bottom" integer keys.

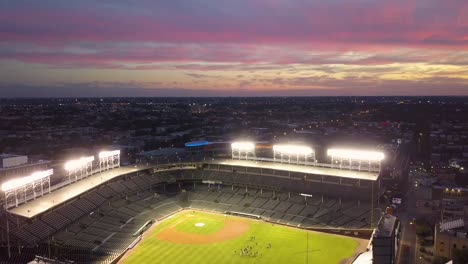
[{"left": 0, "top": 143, "right": 386, "bottom": 263}]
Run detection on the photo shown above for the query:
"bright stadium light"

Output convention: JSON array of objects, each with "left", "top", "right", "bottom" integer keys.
[
  {"left": 30, "top": 169, "right": 53, "bottom": 181},
  {"left": 327, "top": 149, "right": 384, "bottom": 161},
  {"left": 273, "top": 144, "right": 315, "bottom": 165},
  {"left": 1, "top": 169, "right": 53, "bottom": 192},
  {"left": 99, "top": 150, "right": 120, "bottom": 159},
  {"left": 231, "top": 142, "right": 255, "bottom": 151},
  {"left": 1, "top": 179, "right": 20, "bottom": 192},
  {"left": 327, "top": 148, "right": 384, "bottom": 171},
  {"left": 64, "top": 156, "right": 94, "bottom": 171},
  {"left": 2, "top": 169, "right": 53, "bottom": 208},
  {"left": 98, "top": 150, "right": 121, "bottom": 172},
  {"left": 273, "top": 145, "right": 313, "bottom": 156},
  {"left": 231, "top": 141, "right": 255, "bottom": 160},
  {"left": 64, "top": 160, "right": 79, "bottom": 171},
  {"left": 64, "top": 156, "right": 95, "bottom": 183}
]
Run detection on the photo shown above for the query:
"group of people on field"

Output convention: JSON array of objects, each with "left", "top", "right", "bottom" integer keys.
[{"left": 234, "top": 236, "right": 272, "bottom": 258}]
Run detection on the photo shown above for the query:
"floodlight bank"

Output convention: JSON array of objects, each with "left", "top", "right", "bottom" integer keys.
[
  {"left": 231, "top": 142, "right": 255, "bottom": 151},
  {"left": 99, "top": 150, "right": 121, "bottom": 159},
  {"left": 64, "top": 156, "right": 95, "bottom": 171},
  {"left": 273, "top": 144, "right": 314, "bottom": 155},
  {"left": 1, "top": 169, "right": 53, "bottom": 192},
  {"left": 327, "top": 149, "right": 384, "bottom": 161}
]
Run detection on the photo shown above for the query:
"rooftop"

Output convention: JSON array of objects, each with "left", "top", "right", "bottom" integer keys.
[
  {"left": 138, "top": 148, "right": 185, "bottom": 157},
  {"left": 185, "top": 141, "right": 210, "bottom": 147},
  {"left": 0, "top": 154, "right": 25, "bottom": 159},
  {"left": 373, "top": 214, "right": 397, "bottom": 238}
]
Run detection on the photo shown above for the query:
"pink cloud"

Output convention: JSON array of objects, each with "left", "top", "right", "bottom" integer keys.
[{"left": 1, "top": 0, "right": 466, "bottom": 49}]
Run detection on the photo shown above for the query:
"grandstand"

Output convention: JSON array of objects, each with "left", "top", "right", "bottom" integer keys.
[
  {"left": 0, "top": 153, "right": 382, "bottom": 263},
  {"left": 7, "top": 166, "right": 150, "bottom": 218}
]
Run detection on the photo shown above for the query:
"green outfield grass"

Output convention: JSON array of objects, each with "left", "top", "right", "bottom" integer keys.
[{"left": 122, "top": 211, "right": 359, "bottom": 264}]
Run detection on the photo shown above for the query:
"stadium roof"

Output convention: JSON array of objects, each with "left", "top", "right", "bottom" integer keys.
[
  {"left": 8, "top": 165, "right": 150, "bottom": 218},
  {"left": 209, "top": 159, "right": 379, "bottom": 181},
  {"left": 0, "top": 154, "right": 24, "bottom": 158},
  {"left": 184, "top": 141, "right": 210, "bottom": 147}
]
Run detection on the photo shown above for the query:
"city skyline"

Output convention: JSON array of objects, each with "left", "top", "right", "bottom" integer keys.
[{"left": 1, "top": 0, "right": 468, "bottom": 97}]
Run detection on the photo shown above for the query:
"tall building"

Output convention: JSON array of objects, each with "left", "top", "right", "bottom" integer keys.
[
  {"left": 372, "top": 214, "right": 401, "bottom": 264},
  {"left": 434, "top": 207, "right": 468, "bottom": 260}
]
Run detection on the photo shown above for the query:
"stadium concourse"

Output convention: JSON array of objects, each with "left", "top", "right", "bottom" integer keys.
[{"left": 0, "top": 154, "right": 382, "bottom": 263}]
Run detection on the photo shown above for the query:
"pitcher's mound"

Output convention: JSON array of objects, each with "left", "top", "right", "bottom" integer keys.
[{"left": 157, "top": 218, "right": 249, "bottom": 244}]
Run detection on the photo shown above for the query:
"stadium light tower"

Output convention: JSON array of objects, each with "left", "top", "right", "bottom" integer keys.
[
  {"left": 273, "top": 144, "right": 315, "bottom": 165},
  {"left": 327, "top": 148, "right": 384, "bottom": 172},
  {"left": 64, "top": 156, "right": 95, "bottom": 183},
  {"left": 231, "top": 142, "right": 255, "bottom": 160},
  {"left": 98, "top": 150, "right": 120, "bottom": 172},
  {"left": 1, "top": 169, "right": 53, "bottom": 209}
]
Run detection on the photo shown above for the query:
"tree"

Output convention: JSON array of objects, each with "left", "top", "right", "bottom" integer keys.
[{"left": 415, "top": 223, "right": 432, "bottom": 238}]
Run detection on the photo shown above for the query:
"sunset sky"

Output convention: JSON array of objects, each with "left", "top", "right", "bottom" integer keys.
[{"left": 1, "top": 0, "right": 467, "bottom": 96}]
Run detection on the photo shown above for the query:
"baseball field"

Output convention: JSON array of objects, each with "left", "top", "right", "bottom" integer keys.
[{"left": 121, "top": 211, "right": 365, "bottom": 264}]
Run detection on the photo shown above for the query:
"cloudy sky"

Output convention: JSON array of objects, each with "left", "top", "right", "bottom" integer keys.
[{"left": 1, "top": 0, "right": 467, "bottom": 97}]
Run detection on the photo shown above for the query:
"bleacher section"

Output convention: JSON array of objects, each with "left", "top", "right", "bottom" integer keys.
[{"left": 187, "top": 183, "right": 375, "bottom": 230}]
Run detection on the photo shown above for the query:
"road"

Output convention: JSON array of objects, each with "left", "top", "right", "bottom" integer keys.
[
  {"left": 396, "top": 195, "right": 417, "bottom": 264},
  {"left": 396, "top": 170, "right": 434, "bottom": 264}
]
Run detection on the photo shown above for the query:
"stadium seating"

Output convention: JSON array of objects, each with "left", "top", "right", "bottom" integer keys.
[{"left": 0, "top": 168, "right": 375, "bottom": 264}]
